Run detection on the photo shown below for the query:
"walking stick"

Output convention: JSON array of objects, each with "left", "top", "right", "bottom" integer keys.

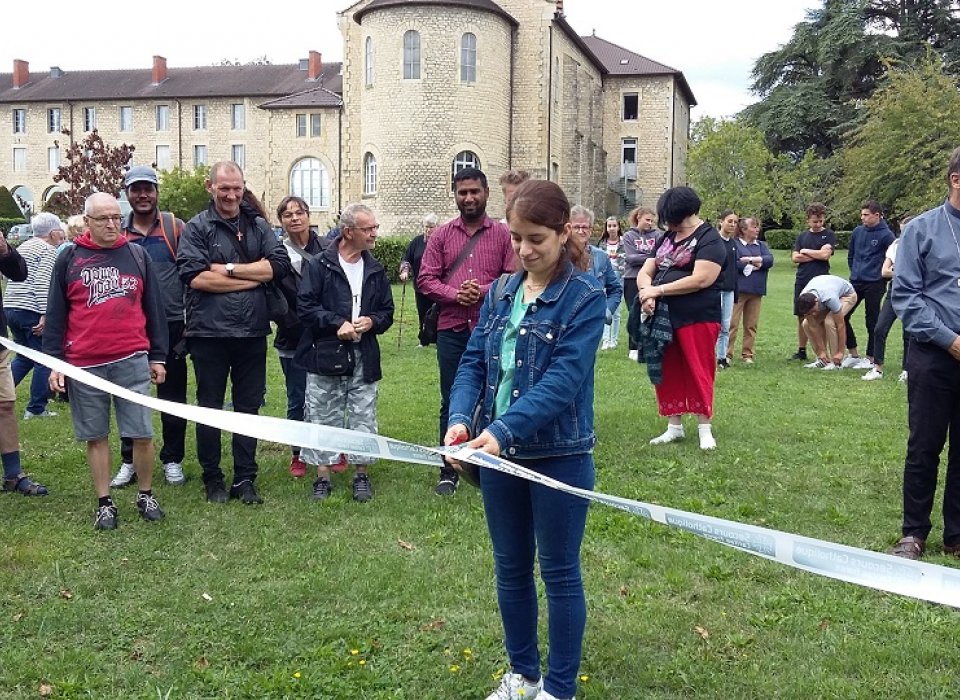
[{"left": 397, "top": 278, "right": 407, "bottom": 349}]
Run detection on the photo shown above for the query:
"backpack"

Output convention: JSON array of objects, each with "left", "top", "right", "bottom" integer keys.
[{"left": 156, "top": 212, "right": 182, "bottom": 259}]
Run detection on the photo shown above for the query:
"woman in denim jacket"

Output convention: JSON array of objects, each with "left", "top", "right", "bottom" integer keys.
[{"left": 445, "top": 180, "right": 605, "bottom": 700}]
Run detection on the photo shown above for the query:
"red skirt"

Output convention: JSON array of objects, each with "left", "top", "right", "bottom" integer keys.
[{"left": 655, "top": 321, "right": 720, "bottom": 418}]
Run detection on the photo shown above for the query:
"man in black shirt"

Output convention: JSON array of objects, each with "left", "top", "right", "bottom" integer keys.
[{"left": 790, "top": 203, "right": 836, "bottom": 360}]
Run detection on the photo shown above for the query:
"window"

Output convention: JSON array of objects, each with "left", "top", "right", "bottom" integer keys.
[
  {"left": 155, "top": 145, "right": 171, "bottom": 171},
  {"left": 452, "top": 150, "right": 481, "bottom": 186},
  {"left": 311, "top": 114, "right": 322, "bottom": 137},
  {"left": 83, "top": 107, "right": 96, "bottom": 132},
  {"left": 193, "top": 104, "right": 207, "bottom": 130},
  {"left": 193, "top": 145, "right": 208, "bottom": 167},
  {"left": 47, "top": 146, "right": 60, "bottom": 172},
  {"left": 363, "top": 153, "right": 377, "bottom": 195},
  {"left": 231, "top": 144, "right": 245, "bottom": 169},
  {"left": 365, "top": 37, "right": 374, "bottom": 86},
  {"left": 290, "top": 157, "right": 329, "bottom": 209},
  {"left": 621, "top": 138, "right": 637, "bottom": 179},
  {"left": 231, "top": 103, "right": 245, "bottom": 130},
  {"left": 156, "top": 104, "right": 170, "bottom": 131},
  {"left": 403, "top": 30, "right": 421, "bottom": 79},
  {"left": 119, "top": 106, "right": 133, "bottom": 132},
  {"left": 623, "top": 93, "right": 639, "bottom": 121},
  {"left": 460, "top": 33, "right": 477, "bottom": 83},
  {"left": 296, "top": 114, "right": 307, "bottom": 138},
  {"left": 13, "top": 147, "right": 26, "bottom": 172},
  {"left": 47, "top": 108, "right": 61, "bottom": 133},
  {"left": 12, "top": 109, "right": 25, "bottom": 134}
]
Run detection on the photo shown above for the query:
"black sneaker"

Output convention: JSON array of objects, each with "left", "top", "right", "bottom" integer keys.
[
  {"left": 717, "top": 358, "right": 730, "bottom": 370},
  {"left": 789, "top": 350, "right": 808, "bottom": 361},
  {"left": 435, "top": 466, "right": 459, "bottom": 496},
  {"left": 230, "top": 479, "right": 264, "bottom": 505},
  {"left": 136, "top": 493, "right": 165, "bottom": 522},
  {"left": 312, "top": 477, "right": 332, "bottom": 501},
  {"left": 94, "top": 504, "right": 118, "bottom": 531},
  {"left": 205, "top": 480, "right": 228, "bottom": 503},
  {"left": 352, "top": 473, "right": 373, "bottom": 502}
]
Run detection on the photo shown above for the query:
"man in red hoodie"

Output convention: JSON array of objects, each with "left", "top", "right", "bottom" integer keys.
[{"left": 44, "top": 193, "right": 169, "bottom": 530}]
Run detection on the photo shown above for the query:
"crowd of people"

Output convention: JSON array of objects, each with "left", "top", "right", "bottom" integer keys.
[{"left": 5, "top": 147, "right": 960, "bottom": 699}]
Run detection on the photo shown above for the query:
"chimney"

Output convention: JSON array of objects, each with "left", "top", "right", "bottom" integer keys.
[
  {"left": 555, "top": 0, "right": 564, "bottom": 16},
  {"left": 152, "top": 55, "right": 167, "bottom": 85},
  {"left": 308, "top": 51, "right": 322, "bottom": 81},
  {"left": 13, "top": 59, "right": 29, "bottom": 89}
]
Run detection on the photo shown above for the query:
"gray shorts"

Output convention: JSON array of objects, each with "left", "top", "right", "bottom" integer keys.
[{"left": 67, "top": 353, "right": 154, "bottom": 442}]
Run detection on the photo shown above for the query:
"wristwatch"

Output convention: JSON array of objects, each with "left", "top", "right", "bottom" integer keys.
[{"left": 225, "top": 263, "right": 235, "bottom": 277}]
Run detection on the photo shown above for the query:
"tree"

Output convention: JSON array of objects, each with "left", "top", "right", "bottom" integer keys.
[
  {"left": 0, "top": 186, "right": 24, "bottom": 219},
  {"left": 832, "top": 55, "right": 960, "bottom": 220},
  {"left": 157, "top": 165, "right": 211, "bottom": 222},
  {"left": 48, "top": 130, "right": 135, "bottom": 217}
]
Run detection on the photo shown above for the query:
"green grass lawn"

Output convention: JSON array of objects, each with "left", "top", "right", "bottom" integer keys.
[{"left": 3, "top": 256, "right": 955, "bottom": 699}]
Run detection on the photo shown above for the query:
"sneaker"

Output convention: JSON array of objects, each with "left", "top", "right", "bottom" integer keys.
[
  {"left": 840, "top": 355, "right": 862, "bottom": 369},
  {"left": 804, "top": 359, "right": 827, "bottom": 369},
  {"left": 717, "top": 358, "right": 730, "bottom": 369},
  {"left": 163, "top": 462, "right": 186, "bottom": 485},
  {"left": 628, "top": 349, "right": 639, "bottom": 361},
  {"left": 110, "top": 463, "right": 137, "bottom": 488},
  {"left": 485, "top": 672, "right": 543, "bottom": 700},
  {"left": 854, "top": 357, "right": 874, "bottom": 370},
  {"left": 435, "top": 466, "right": 459, "bottom": 496},
  {"left": 289, "top": 455, "right": 307, "bottom": 479},
  {"left": 821, "top": 362, "right": 839, "bottom": 371},
  {"left": 352, "top": 473, "right": 374, "bottom": 502},
  {"left": 789, "top": 350, "right": 808, "bottom": 361},
  {"left": 312, "top": 477, "right": 332, "bottom": 501},
  {"left": 23, "top": 409, "right": 57, "bottom": 420},
  {"left": 136, "top": 493, "right": 165, "bottom": 522},
  {"left": 743, "top": 357, "right": 754, "bottom": 364},
  {"left": 331, "top": 453, "right": 348, "bottom": 474},
  {"left": 862, "top": 368, "right": 883, "bottom": 381},
  {"left": 2, "top": 473, "right": 49, "bottom": 496},
  {"left": 899, "top": 370, "right": 908, "bottom": 383},
  {"left": 230, "top": 479, "right": 263, "bottom": 505},
  {"left": 94, "top": 504, "right": 118, "bottom": 531},
  {"left": 205, "top": 480, "right": 228, "bottom": 503}
]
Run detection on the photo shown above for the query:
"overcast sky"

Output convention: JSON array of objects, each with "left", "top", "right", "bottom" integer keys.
[{"left": 1, "top": 0, "right": 818, "bottom": 119}]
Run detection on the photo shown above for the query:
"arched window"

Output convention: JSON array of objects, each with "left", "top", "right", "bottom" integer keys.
[
  {"left": 403, "top": 30, "right": 421, "bottom": 80},
  {"left": 364, "top": 153, "right": 377, "bottom": 195},
  {"left": 365, "top": 37, "right": 374, "bottom": 87},
  {"left": 460, "top": 33, "right": 477, "bottom": 83},
  {"left": 451, "top": 151, "right": 481, "bottom": 187},
  {"left": 290, "top": 158, "right": 329, "bottom": 209}
]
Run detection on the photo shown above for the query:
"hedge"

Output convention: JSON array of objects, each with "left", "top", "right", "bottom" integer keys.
[
  {"left": 0, "top": 217, "right": 27, "bottom": 233},
  {"left": 763, "top": 229, "right": 852, "bottom": 250},
  {"left": 372, "top": 235, "right": 414, "bottom": 284}
]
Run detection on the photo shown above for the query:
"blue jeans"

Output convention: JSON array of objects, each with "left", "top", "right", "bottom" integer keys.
[
  {"left": 437, "top": 328, "right": 471, "bottom": 442},
  {"left": 6, "top": 308, "right": 51, "bottom": 415},
  {"left": 602, "top": 304, "right": 621, "bottom": 347},
  {"left": 715, "top": 290, "right": 734, "bottom": 360},
  {"left": 279, "top": 354, "right": 307, "bottom": 455},
  {"left": 480, "top": 453, "right": 595, "bottom": 698}
]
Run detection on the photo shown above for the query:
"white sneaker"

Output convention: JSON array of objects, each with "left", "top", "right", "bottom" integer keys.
[
  {"left": 840, "top": 355, "right": 862, "bottom": 369},
  {"left": 898, "top": 370, "right": 908, "bottom": 383},
  {"left": 163, "top": 462, "right": 186, "bottom": 485},
  {"left": 485, "top": 672, "right": 543, "bottom": 700},
  {"left": 854, "top": 357, "right": 874, "bottom": 370},
  {"left": 23, "top": 409, "right": 57, "bottom": 420},
  {"left": 804, "top": 359, "right": 827, "bottom": 369},
  {"left": 698, "top": 425, "right": 717, "bottom": 450},
  {"left": 650, "top": 426, "right": 685, "bottom": 445},
  {"left": 628, "top": 350, "right": 639, "bottom": 361},
  {"left": 110, "top": 462, "right": 136, "bottom": 488},
  {"left": 821, "top": 362, "right": 839, "bottom": 371},
  {"left": 862, "top": 368, "right": 883, "bottom": 381}
]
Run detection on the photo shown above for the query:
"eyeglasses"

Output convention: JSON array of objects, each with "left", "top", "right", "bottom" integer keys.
[
  {"left": 352, "top": 224, "right": 380, "bottom": 233},
  {"left": 571, "top": 224, "right": 592, "bottom": 232},
  {"left": 86, "top": 214, "right": 123, "bottom": 224}
]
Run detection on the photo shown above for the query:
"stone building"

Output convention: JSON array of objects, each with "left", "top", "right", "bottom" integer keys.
[{"left": 0, "top": 0, "right": 694, "bottom": 233}]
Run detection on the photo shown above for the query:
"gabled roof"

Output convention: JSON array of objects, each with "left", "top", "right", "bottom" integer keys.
[
  {"left": 354, "top": 0, "right": 518, "bottom": 26},
  {"left": 0, "top": 62, "right": 344, "bottom": 103},
  {"left": 580, "top": 34, "right": 697, "bottom": 106},
  {"left": 260, "top": 85, "right": 343, "bottom": 109}
]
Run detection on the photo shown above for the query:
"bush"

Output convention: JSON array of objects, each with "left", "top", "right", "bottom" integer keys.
[
  {"left": 373, "top": 235, "right": 414, "bottom": 284},
  {"left": 0, "top": 187, "right": 23, "bottom": 219},
  {"left": 0, "top": 216, "right": 27, "bottom": 234},
  {"left": 762, "top": 229, "right": 851, "bottom": 250}
]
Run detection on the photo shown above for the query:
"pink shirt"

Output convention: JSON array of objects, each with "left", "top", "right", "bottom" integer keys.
[{"left": 417, "top": 215, "right": 515, "bottom": 332}]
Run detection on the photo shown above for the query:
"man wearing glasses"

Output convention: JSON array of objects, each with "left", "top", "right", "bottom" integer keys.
[
  {"left": 44, "top": 193, "right": 168, "bottom": 530},
  {"left": 177, "top": 161, "right": 291, "bottom": 505}
]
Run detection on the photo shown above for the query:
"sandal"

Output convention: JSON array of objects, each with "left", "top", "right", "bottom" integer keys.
[
  {"left": 2, "top": 473, "right": 49, "bottom": 496},
  {"left": 888, "top": 535, "right": 925, "bottom": 560}
]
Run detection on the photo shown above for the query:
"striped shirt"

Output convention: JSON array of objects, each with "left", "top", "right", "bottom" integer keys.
[
  {"left": 2, "top": 236, "right": 58, "bottom": 314},
  {"left": 417, "top": 215, "right": 515, "bottom": 332}
]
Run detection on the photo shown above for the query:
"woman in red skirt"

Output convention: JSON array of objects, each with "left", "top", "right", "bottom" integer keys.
[{"left": 636, "top": 187, "right": 724, "bottom": 449}]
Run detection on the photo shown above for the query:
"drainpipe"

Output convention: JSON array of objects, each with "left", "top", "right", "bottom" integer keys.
[
  {"left": 547, "top": 24, "right": 553, "bottom": 180},
  {"left": 176, "top": 99, "right": 183, "bottom": 169}
]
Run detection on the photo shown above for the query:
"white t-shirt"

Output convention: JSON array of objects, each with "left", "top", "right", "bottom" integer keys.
[
  {"left": 886, "top": 239, "right": 899, "bottom": 263},
  {"left": 339, "top": 254, "right": 365, "bottom": 322}
]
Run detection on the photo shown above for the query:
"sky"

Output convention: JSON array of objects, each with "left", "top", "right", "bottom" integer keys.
[{"left": 1, "top": 0, "right": 819, "bottom": 119}]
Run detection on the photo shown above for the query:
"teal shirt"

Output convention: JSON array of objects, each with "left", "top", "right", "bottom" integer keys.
[{"left": 494, "top": 290, "right": 531, "bottom": 418}]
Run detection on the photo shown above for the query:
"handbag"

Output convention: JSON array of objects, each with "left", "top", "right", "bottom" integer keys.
[
  {"left": 419, "top": 228, "right": 489, "bottom": 345},
  {"left": 295, "top": 338, "right": 356, "bottom": 376}
]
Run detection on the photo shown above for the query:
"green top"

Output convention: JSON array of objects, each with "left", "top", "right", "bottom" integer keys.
[{"left": 494, "top": 289, "right": 532, "bottom": 419}]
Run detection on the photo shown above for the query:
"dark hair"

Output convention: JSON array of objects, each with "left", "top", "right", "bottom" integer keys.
[
  {"left": 656, "top": 186, "right": 701, "bottom": 227},
  {"left": 947, "top": 146, "right": 960, "bottom": 185},
  {"left": 738, "top": 216, "right": 759, "bottom": 234},
  {"left": 796, "top": 292, "right": 818, "bottom": 316},
  {"left": 276, "top": 195, "right": 310, "bottom": 221},
  {"left": 507, "top": 180, "right": 589, "bottom": 277},
  {"left": 242, "top": 188, "right": 269, "bottom": 221},
  {"left": 598, "top": 215, "right": 622, "bottom": 244},
  {"left": 453, "top": 167, "right": 488, "bottom": 190},
  {"left": 861, "top": 200, "right": 883, "bottom": 215},
  {"left": 805, "top": 202, "right": 827, "bottom": 218},
  {"left": 719, "top": 209, "right": 737, "bottom": 221}
]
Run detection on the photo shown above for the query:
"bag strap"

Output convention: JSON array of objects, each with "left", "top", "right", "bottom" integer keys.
[
  {"left": 285, "top": 237, "right": 317, "bottom": 264},
  {"left": 442, "top": 226, "right": 487, "bottom": 284},
  {"left": 157, "top": 212, "right": 180, "bottom": 260}
]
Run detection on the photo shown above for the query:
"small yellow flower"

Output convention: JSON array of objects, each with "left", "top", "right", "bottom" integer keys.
[
  {"left": 359, "top": 659, "right": 366, "bottom": 666},
  {"left": 350, "top": 649, "right": 359, "bottom": 656},
  {"left": 293, "top": 672, "right": 301, "bottom": 679},
  {"left": 449, "top": 664, "right": 461, "bottom": 673},
  {"left": 579, "top": 674, "right": 590, "bottom": 682},
  {"left": 463, "top": 648, "right": 473, "bottom": 657}
]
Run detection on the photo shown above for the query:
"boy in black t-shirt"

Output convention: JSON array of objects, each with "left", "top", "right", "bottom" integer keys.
[{"left": 790, "top": 203, "right": 836, "bottom": 360}]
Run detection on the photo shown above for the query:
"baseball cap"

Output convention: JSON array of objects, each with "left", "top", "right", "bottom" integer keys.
[{"left": 124, "top": 165, "right": 159, "bottom": 188}]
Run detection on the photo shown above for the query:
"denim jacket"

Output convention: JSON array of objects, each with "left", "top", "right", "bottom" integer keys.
[{"left": 448, "top": 262, "right": 606, "bottom": 459}]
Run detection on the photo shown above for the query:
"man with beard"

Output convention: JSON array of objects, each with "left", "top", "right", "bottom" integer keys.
[{"left": 418, "top": 167, "right": 515, "bottom": 495}]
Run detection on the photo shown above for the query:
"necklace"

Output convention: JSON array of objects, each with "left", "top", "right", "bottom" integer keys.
[{"left": 941, "top": 206, "right": 960, "bottom": 288}]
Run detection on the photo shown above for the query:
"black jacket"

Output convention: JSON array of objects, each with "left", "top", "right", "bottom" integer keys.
[
  {"left": 177, "top": 201, "right": 292, "bottom": 338},
  {"left": 295, "top": 239, "right": 394, "bottom": 383},
  {"left": 274, "top": 232, "right": 328, "bottom": 353},
  {"left": 0, "top": 245, "right": 27, "bottom": 337}
]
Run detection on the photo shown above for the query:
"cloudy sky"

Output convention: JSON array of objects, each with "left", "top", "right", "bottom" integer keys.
[{"left": 1, "top": 0, "right": 818, "bottom": 119}]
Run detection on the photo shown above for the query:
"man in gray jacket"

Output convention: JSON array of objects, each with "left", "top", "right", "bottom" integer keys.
[{"left": 177, "top": 161, "right": 291, "bottom": 505}]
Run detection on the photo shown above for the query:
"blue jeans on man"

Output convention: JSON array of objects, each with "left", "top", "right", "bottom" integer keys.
[{"left": 6, "top": 308, "right": 51, "bottom": 416}]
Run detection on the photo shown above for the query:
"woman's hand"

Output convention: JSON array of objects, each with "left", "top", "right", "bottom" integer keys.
[
  {"left": 443, "top": 423, "right": 470, "bottom": 471},
  {"left": 638, "top": 285, "right": 659, "bottom": 315},
  {"left": 466, "top": 430, "right": 502, "bottom": 457}
]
